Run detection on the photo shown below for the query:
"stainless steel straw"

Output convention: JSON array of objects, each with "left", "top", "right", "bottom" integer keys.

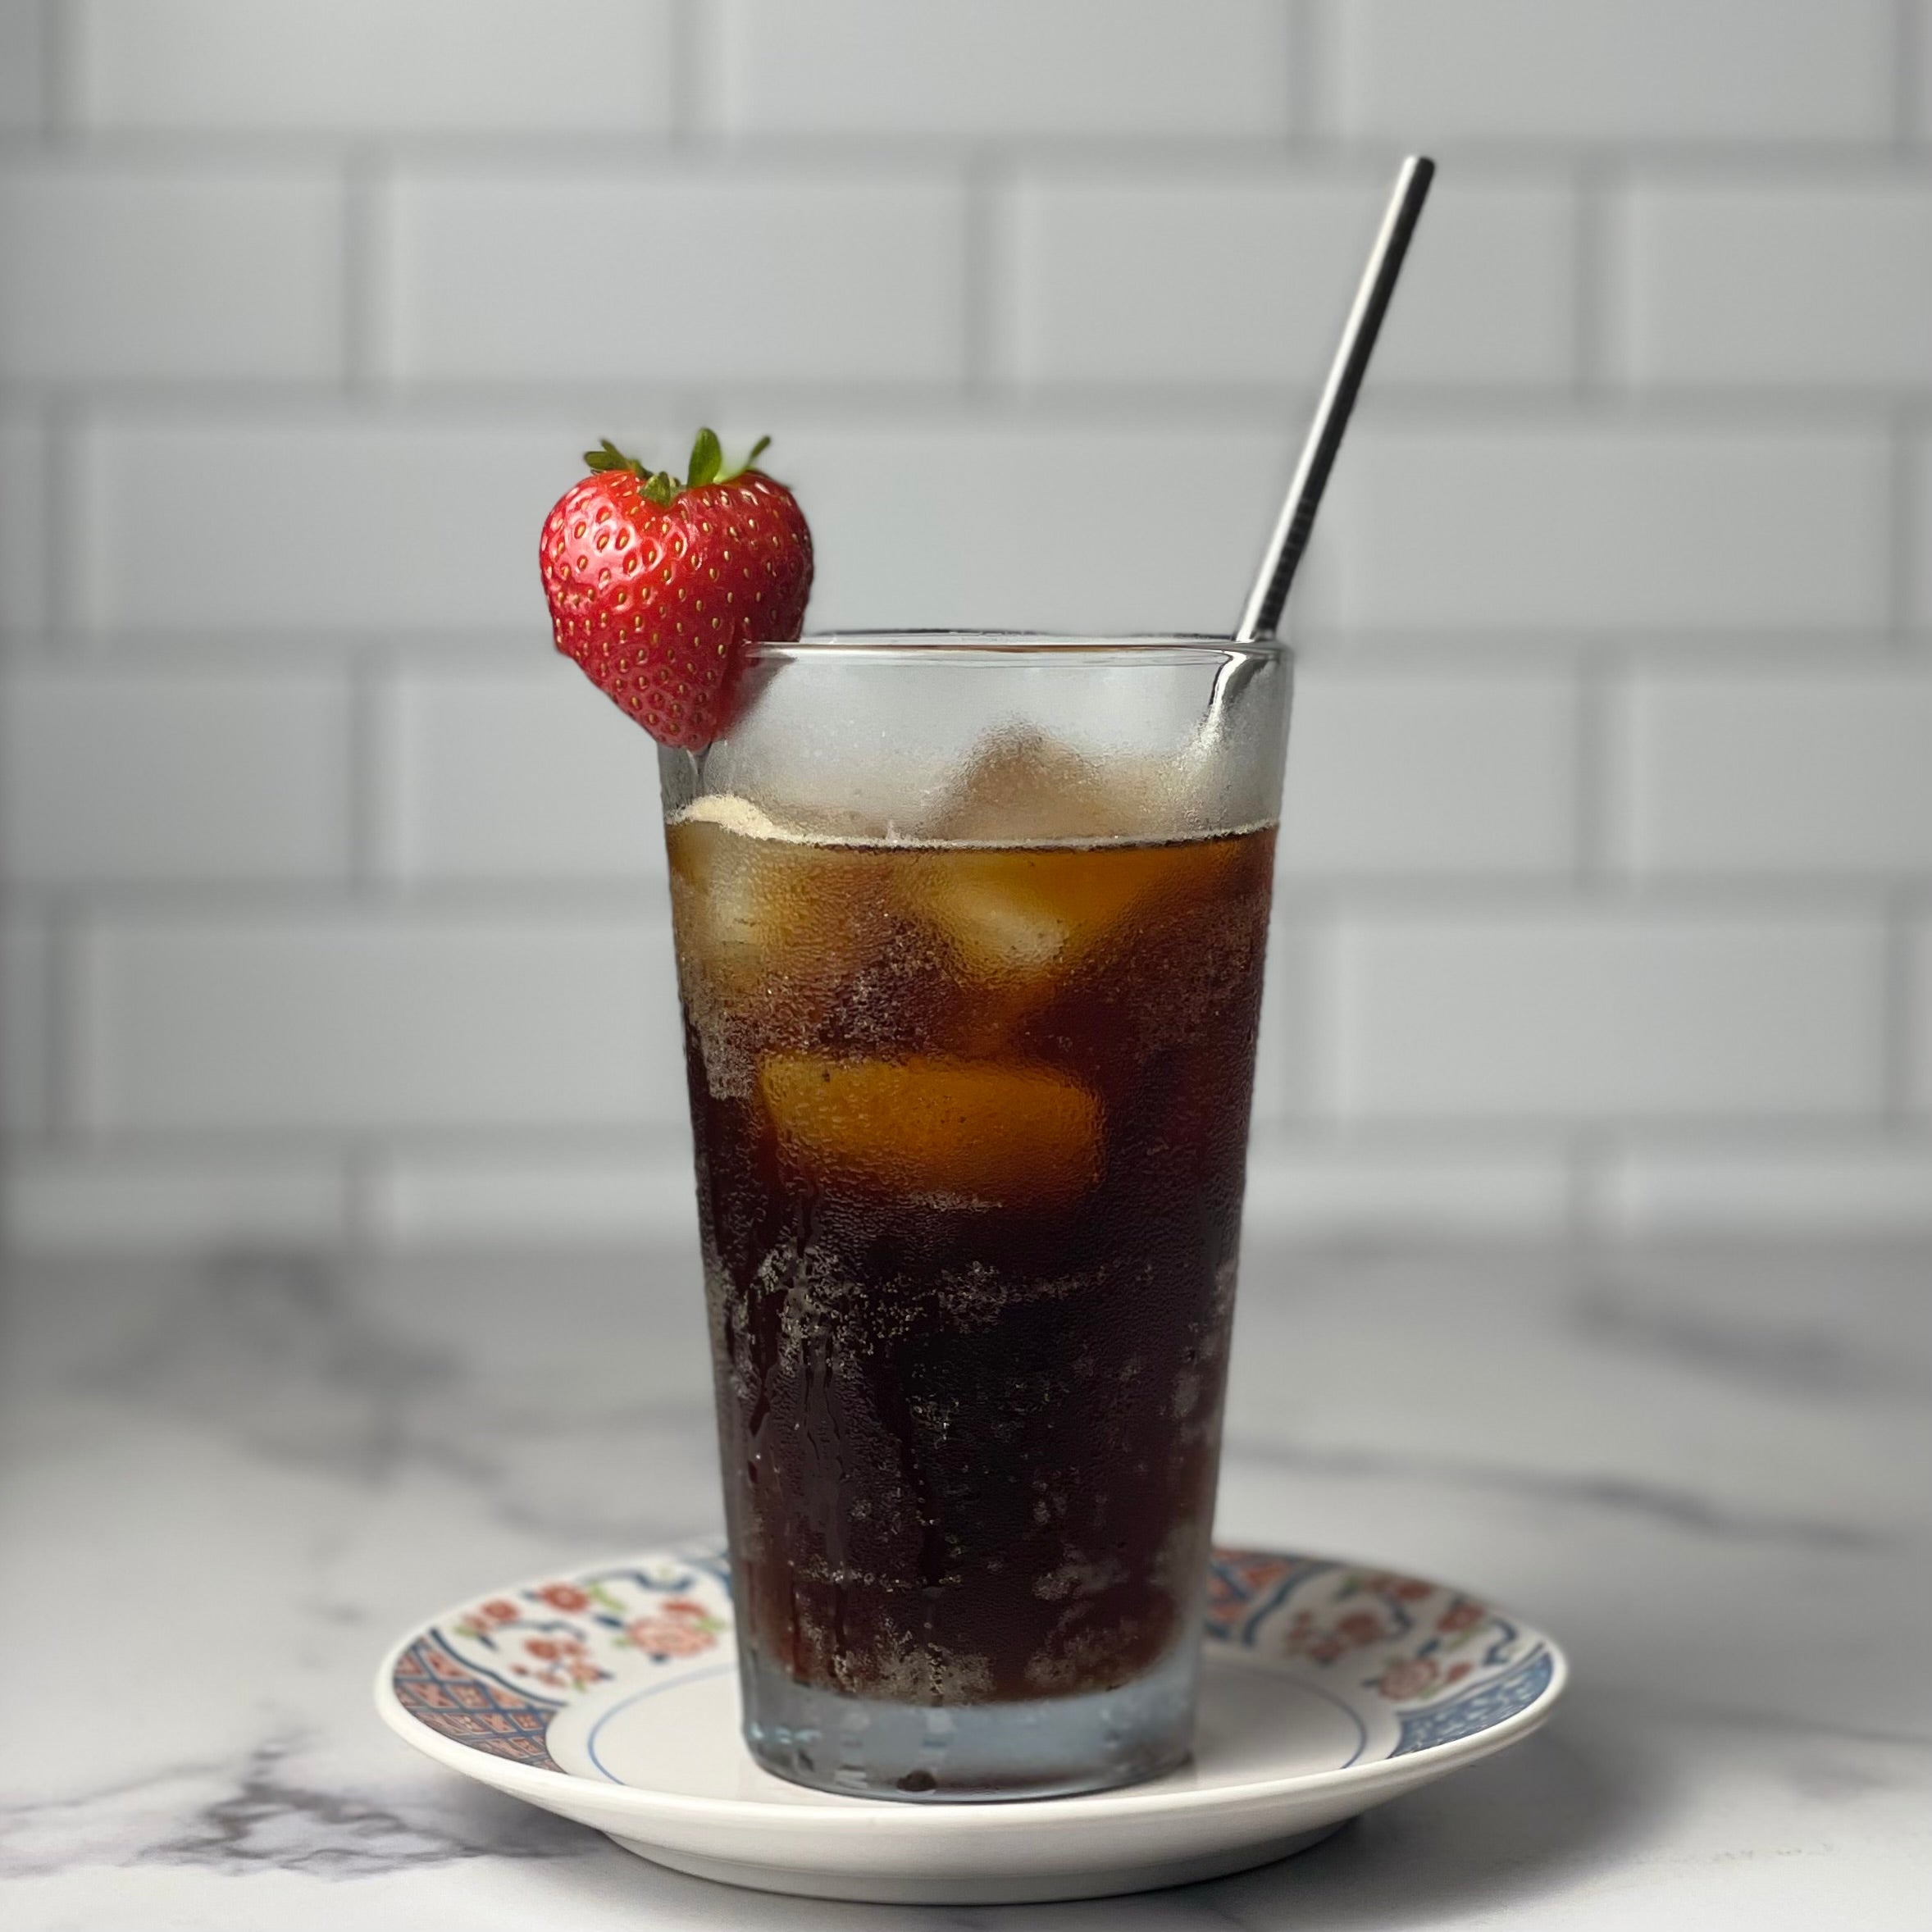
[{"left": 1235, "top": 155, "right": 1435, "bottom": 643}]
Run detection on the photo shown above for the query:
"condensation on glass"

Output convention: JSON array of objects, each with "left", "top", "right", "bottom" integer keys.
[{"left": 659, "top": 635, "right": 1292, "bottom": 1801}]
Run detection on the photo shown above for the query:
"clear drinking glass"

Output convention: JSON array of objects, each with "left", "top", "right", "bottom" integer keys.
[{"left": 658, "top": 635, "right": 1292, "bottom": 1801}]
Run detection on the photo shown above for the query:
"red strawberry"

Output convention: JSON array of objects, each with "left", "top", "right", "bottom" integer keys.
[{"left": 540, "top": 430, "right": 813, "bottom": 750}]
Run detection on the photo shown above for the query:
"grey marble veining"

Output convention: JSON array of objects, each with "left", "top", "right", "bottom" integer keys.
[{"left": 3, "top": 1242, "right": 1929, "bottom": 1929}]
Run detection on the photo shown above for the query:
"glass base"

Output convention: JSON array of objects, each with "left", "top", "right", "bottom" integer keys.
[{"left": 740, "top": 1641, "right": 1200, "bottom": 1802}]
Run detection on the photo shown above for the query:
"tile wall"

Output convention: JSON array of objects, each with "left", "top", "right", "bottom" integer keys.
[{"left": 3, "top": 0, "right": 1930, "bottom": 1247}]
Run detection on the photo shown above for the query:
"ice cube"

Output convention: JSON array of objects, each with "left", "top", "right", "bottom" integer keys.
[
  {"left": 910, "top": 841, "right": 1243, "bottom": 1003},
  {"left": 666, "top": 812, "right": 882, "bottom": 1005},
  {"left": 757, "top": 1053, "right": 1102, "bottom": 1208},
  {"left": 911, "top": 850, "right": 1082, "bottom": 985},
  {"left": 667, "top": 814, "right": 784, "bottom": 993},
  {"left": 927, "top": 728, "right": 1124, "bottom": 845}
]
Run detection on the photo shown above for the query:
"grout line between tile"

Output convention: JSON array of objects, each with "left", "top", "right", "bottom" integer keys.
[
  {"left": 341, "top": 146, "right": 384, "bottom": 393},
  {"left": 668, "top": 0, "right": 704, "bottom": 145},
  {"left": 43, "top": 894, "right": 83, "bottom": 1145},
  {"left": 1572, "top": 155, "right": 1612, "bottom": 394},
  {"left": 8, "top": 374, "right": 1918, "bottom": 426},
  {"left": 960, "top": 153, "right": 1000, "bottom": 398},
  {"left": 40, "top": 393, "right": 77, "bottom": 647},
  {"left": 1286, "top": 0, "right": 1321, "bottom": 147},
  {"left": 2, "top": 897, "right": 57, "bottom": 1149},
  {"left": 345, "top": 653, "right": 383, "bottom": 894},
  {"left": 1896, "top": 0, "right": 1923, "bottom": 145},
  {"left": 39, "top": 0, "right": 71, "bottom": 143},
  {"left": 1565, "top": 1129, "right": 1609, "bottom": 1243},
  {"left": 340, "top": 1141, "right": 378, "bottom": 1256},
  {"left": 1572, "top": 647, "right": 1613, "bottom": 885},
  {"left": 6, "top": 126, "right": 1932, "bottom": 171},
  {"left": 1892, "top": 414, "right": 1921, "bottom": 646},
  {"left": 18, "top": 627, "right": 1927, "bottom": 669},
  {"left": 1882, "top": 897, "right": 1918, "bottom": 1125}
]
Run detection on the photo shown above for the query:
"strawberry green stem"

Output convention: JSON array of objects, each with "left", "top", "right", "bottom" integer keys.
[{"left": 579, "top": 429, "right": 774, "bottom": 500}]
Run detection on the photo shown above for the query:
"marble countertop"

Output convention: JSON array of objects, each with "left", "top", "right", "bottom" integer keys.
[{"left": 3, "top": 1241, "right": 1929, "bottom": 1929}]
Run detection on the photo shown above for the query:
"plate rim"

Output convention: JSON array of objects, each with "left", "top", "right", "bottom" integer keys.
[{"left": 375, "top": 1540, "right": 1568, "bottom": 1829}]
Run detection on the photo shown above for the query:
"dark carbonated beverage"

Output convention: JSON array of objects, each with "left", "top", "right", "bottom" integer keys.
[{"left": 668, "top": 799, "right": 1274, "bottom": 1732}]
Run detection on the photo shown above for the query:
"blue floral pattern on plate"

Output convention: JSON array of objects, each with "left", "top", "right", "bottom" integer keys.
[{"left": 1205, "top": 1547, "right": 1555, "bottom": 1755}]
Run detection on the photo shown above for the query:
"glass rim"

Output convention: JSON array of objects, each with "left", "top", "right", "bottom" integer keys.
[{"left": 746, "top": 630, "right": 1292, "bottom": 665}]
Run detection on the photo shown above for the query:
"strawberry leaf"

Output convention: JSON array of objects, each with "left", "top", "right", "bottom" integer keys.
[
  {"left": 584, "top": 438, "right": 648, "bottom": 477},
  {"left": 578, "top": 430, "right": 775, "bottom": 497},
  {"left": 686, "top": 427, "right": 723, "bottom": 489},
  {"left": 717, "top": 434, "right": 775, "bottom": 484}
]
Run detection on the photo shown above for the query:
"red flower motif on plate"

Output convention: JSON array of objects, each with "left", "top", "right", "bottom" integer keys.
[
  {"left": 1360, "top": 1572, "right": 1434, "bottom": 1602},
  {"left": 1283, "top": 1603, "right": 1391, "bottom": 1665},
  {"left": 625, "top": 1614, "right": 716, "bottom": 1658},
  {"left": 1375, "top": 1655, "right": 1442, "bottom": 1701},
  {"left": 517, "top": 1632, "right": 607, "bottom": 1691}
]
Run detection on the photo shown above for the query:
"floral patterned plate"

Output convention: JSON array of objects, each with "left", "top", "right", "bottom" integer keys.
[{"left": 376, "top": 1540, "right": 1565, "bottom": 1905}]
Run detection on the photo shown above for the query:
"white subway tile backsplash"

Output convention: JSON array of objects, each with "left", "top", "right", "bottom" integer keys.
[
  {"left": 1242, "top": 1145, "right": 1572, "bottom": 1239},
  {"left": 1597, "top": 1144, "right": 1932, "bottom": 1235},
  {"left": 380, "top": 665, "right": 665, "bottom": 882},
  {"left": 1278, "top": 671, "right": 1575, "bottom": 876},
  {"left": 1322, "top": 913, "right": 1884, "bottom": 1120},
  {"left": 1326, "top": 0, "right": 1894, "bottom": 143},
  {"left": 0, "top": 415, "right": 47, "bottom": 635},
  {"left": 1613, "top": 180, "right": 1932, "bottom": 389},
  {"left": 2, "top": 672, "right": 350, "bottom": 882},
  {"left": 0, "top": 166, "right": 344, "bottom": 382},
  {"left": 75, "top": 420, "right": 590, "bottom": 634},
  {"left": 76, "top": 415, "right": 1283, "bottom": 642},
  {"left": 766, "top": 422, "right": 1284, "bottom": 634},
  {"left": 1002, "top": 173, "right": 1574, "bottom": 390},
  {"left": 714, "top": 0, "right": 1293, "bottom": 138},
  {"left": 81, "top": 915, "right": 686, "bottom": 1131},
  {"left": 385, "top": 171, "right": 966, "bottom": 386},
  {"left": 1309, "top": 426, "right": 1890, "bottom": 631},
  {"left": 1, "top": 918, "right": 51, "bottom": 1134},
  {"left": 0, "top": 0, "right": 45, "bottom": 132},
  {"left": 75, "top": 0, "right": 675, "bottom": 133},
  {"left": 4, "top": 0, "right": 1930, "bottom": 1248},
  {"left": 1615, "top": 672, "right": 1932, "bottom": 875},
  {"left": 2, "top": 1155, "right": 349, "bottom": 1251}
]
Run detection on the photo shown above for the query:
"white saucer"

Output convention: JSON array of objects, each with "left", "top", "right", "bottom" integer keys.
[{"left": 376, "top": 1540, "right": 1565, "bottom": 1904}]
